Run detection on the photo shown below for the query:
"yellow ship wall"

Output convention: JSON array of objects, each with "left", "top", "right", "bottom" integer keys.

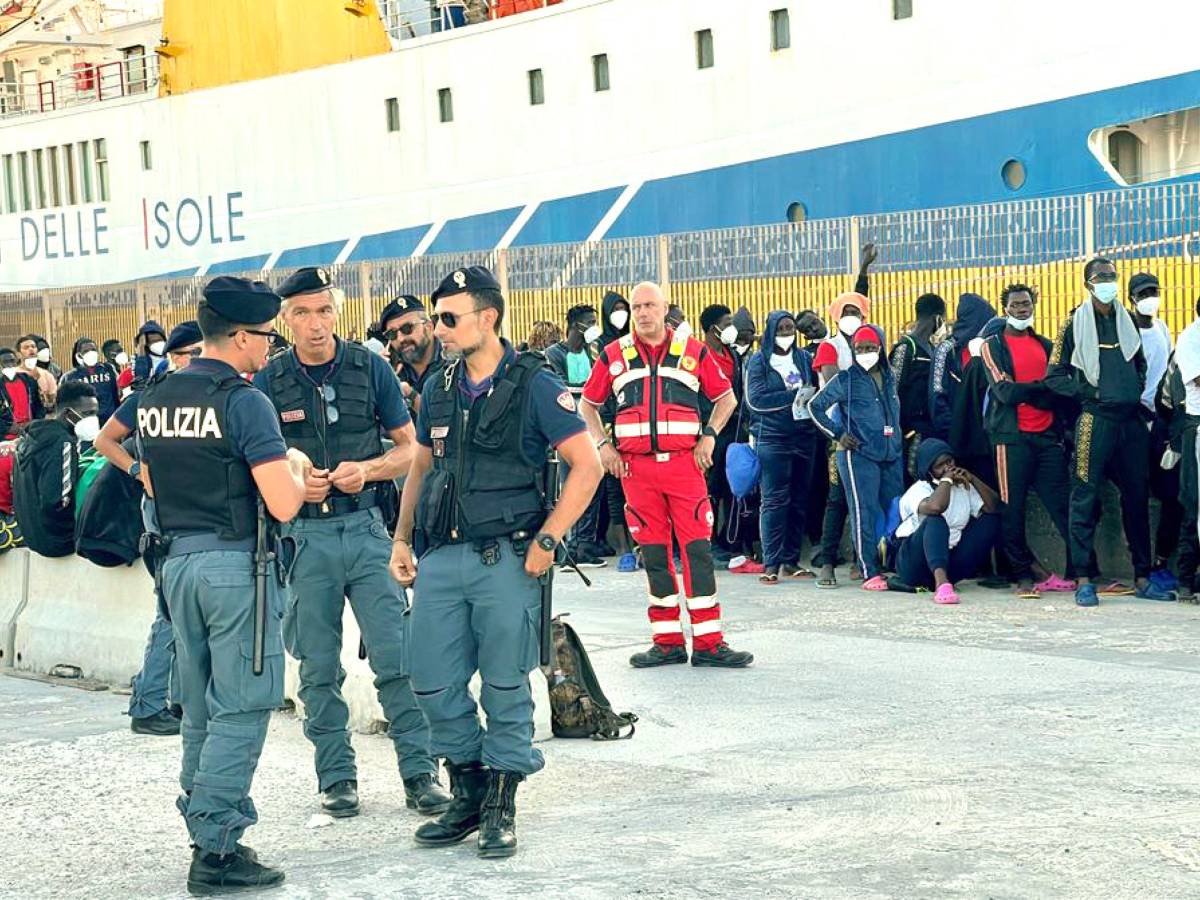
[{"left": 158, "top": 0, "right": 391, "bottom": 96}]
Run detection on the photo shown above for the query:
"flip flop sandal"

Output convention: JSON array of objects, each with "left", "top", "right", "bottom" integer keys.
[
  {"left": 1099, "top": 581, "right": 1135, "bottom": 596},
  {"left": 759, "top": 573, "right": 780, "bottom": 585},
  {"left": 1014, "top": 585, "right": 1041, "bottom": 599},
  {"left": 816, "top": 575, "right": 839, "bottom": 589},
  {"left": 784, "top": 566, "right": 817, "bottom": 579}
]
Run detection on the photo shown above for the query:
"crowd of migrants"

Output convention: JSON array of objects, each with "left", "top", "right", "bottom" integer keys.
[
  {"left": 1, "top": 252, "right": 1197, "bottom": 614},
  {"left": 1, "top": 252, "right": 1197, "bottom": 889}
]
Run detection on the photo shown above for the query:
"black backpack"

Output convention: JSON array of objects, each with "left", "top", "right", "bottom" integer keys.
[{"left": 545, "top": 615, "right": 637, "bottom": 741}]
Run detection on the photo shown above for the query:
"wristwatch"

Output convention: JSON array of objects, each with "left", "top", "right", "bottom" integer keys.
[
  {"left": 128, "top": 461, "right": 142, "bottom": 479},
  {"left": 534, "top": 532, "right": 558, "bottom": 553},
  {"left": 701, "top": 425, "right": 718, "bottom": 438}
]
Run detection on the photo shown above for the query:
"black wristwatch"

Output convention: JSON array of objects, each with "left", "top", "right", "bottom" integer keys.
[
  {"left": 701, "top": 425, "right": 718, "bottom": 438},
  {"left": 535, "top": 532, "right": 558, "bottom": 552}
]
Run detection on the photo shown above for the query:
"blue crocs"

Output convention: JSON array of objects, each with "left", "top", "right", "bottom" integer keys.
[
  {"left": 1075, "top": 583, "right": 1099, "bottom": 607},
  {"left": 617, "top": 552, "right": 638, "bottom": 573},
  {"left": 1136, "top": 581, "right": 1177, "bottom": 602}
]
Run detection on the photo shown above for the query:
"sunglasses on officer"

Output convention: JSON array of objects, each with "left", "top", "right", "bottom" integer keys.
[
  {"left": 321, "top": 384, "right": 340, "bottom": 424},
  {"left": 430, "top": 309, "right": 481, "bottom": 330},
  {"left": 230, "top": 328, "right": 281, "bottom": 346},
  {"left": 383, "top": 320, "right": 428, "bottom": 340}
]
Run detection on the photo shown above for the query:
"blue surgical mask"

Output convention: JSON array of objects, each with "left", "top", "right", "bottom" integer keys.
[{"left": 1091, "top": 281, "right": 1119, "bottom": 304}]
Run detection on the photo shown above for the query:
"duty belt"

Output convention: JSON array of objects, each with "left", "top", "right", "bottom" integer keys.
[
  {"left": 300, "top": 485, "right": 382, "bottom": 519},
  {"left": 165, "top": 534, "right": 256, "bottom": 558}
]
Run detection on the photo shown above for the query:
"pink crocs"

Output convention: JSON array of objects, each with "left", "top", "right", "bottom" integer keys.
[
  {"left": 933, "top": 583, "right": 960, "bottom": 605},
  {"left": 1034, "top": 574, "right": 1075, "bottom": 593}
]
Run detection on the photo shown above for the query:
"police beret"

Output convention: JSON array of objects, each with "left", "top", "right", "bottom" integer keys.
[
  {"left": 378, "top": 294, "right": 425, "bottom": 328},
  {"left": 164, "top": 320, "right": 202, "bottom": 353},
  {"left": 277, "top": 266, "right": 334, "bottom": 299},
  {"left": 201, "top": 276, "right": 282, "bottom": 325},
  {"left": 1129, "top": 272, "right": 1159, "bottom": 298},
  {"left": 430, "top": 266, "right": 501, "bottom": 303}
]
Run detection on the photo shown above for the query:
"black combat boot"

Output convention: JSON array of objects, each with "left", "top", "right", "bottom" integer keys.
[
  {"left": 413, "top": 761, "right": 489, "bottom": 847},
  {"left": 629, "top": 644, "right": 688, "bottom": 668},
  {"left": 477, "top": 770, "right": 523, "bottom": 859},
  {"left": 130, "top": 709, "right": 181, "bottom": 736},
  {"left": 185, "top": 846, "right": 284, "bottom": 895},
  {"left": 691, "top": 642, "right": 754, "bottom": 668},
  {"left": 403, "top": 771, "right": 453, "bottom": 815},
  {"left": 320, "top": 780, "right": 360, "bottom": 818}
]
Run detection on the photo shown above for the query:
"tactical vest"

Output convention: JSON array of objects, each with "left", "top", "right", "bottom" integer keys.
[
  {"left": 264, "top": 341, "right": 382, "bottom": 471},
  {"left": 419, "top": 352, "right": 547, "bottom": 543},
  {"left": 138, "top": 370, "right": 255, "bottom": 540},
  {"left": 605, "top": 331, "right": 704, "bottom": 454}
]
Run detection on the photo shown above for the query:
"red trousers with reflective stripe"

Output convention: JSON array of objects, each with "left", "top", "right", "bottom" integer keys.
[{"left": 621, "top": 451, "right": 723, "bottom": 651}]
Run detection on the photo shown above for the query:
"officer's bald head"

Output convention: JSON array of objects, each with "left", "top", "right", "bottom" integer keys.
[{"left": 630, "top": 282, "right": 669, "bottom": 342}]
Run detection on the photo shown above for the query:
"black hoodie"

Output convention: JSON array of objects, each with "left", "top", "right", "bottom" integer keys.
[{"left": 596, "top": 291, "right": 630, "bottom": 424}]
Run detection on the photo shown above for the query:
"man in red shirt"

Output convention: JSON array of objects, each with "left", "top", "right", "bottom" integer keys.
[
  {"left": 979, "top": 284, "right": 1077, "bottom": 597},
  {"left": 0, "top": 346, "right": 44, "bottom": 438},
  {"left": 579, "top": 283, "right": 753, "bottom": 669}
]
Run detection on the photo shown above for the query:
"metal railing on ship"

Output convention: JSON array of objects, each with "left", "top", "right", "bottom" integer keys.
[
  {"left": 378, "top": 0, "right": 565, "bottom": 43},
  {"left": 0, "top": 53, "right": 160, "bottom": 121},
  {"left": 3, "top": 181, "right": 1200, "bottom": 361}
]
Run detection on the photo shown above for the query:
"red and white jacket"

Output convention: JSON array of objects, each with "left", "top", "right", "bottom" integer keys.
[{"left": 582, "top": 328, "right": 731, "bottom": 455}]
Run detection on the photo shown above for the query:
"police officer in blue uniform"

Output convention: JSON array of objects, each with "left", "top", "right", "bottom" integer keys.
[
  {"left": 389, "top": 266, "right": 603, "bottom": 858},
  {"left": 253, "top": 267, "right": 450, "bottom": 818},
  {"left": 378, "top": 294, "right": 443, "bottom": 413},
  {"left": 137, "top": 276, "right": 312, "bottom": 893}
]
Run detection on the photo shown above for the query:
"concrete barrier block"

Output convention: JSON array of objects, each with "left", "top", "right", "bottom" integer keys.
[
  {"left": 0, "top": 549, "right": 30, "bottom": 668},
  {"left": 13, "top": 556, "right": 155, "bottom": 685}
]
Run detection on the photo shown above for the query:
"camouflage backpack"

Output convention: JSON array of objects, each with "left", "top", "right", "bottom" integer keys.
[{"left": 545, "top": 615, "right": 637, "bottom": 741}]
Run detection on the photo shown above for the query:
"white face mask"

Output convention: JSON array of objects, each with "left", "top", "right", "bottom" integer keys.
[
  {"left": 22, "top": 356, "right": 37, "bottom": 370},
  {"left": 1007, "top": 316, "right": 1034, "bottom": 332},
  {"left": 73, "top": 414, "right": 100, "bottom": 443},
  {"left": 582, "top": 324, "right": 602, "bottom": 344},
  {"left": 734, "top": 342, "right": 751, "bottom": 356},
  {"left": 856, "top": 351, "right": 880, "bottom": 370},
  {"left": 37, "top": 348, "right": 51, "bottom": 362},
  {"left": 718, "top": 325, "right": 738, "bottom": 346},
  {"left": 673, "top": 321, "right": 692, "bottom": 340},
  {"left": 775, "top": 334, "right": 796, "bottom": 351},
  {"left": 1091, "top": 282, "right": 1119, "bottom": 305},
  {"left": 1136, "top": 294, "right": 1161, "bottom": 317},
  {"left": 149, "top": 340, "right": 166, "bottom": 356},
  {"left": 1, "top": 367, "right": 16, "bottom": 380},
  {"left": 80, "top": 350, "right": 99, "bottom": 367},
  {"left": 968, "top": 337, "right": 986, "bottom": 358},
  {"left": 609, "top": 309, "right": 629, "bottom": 330},
  {"left": 114, "top": 351, "right": 130, "bottom": 367},
  {"left": 839, "top": 315, "right": 863, "bottom": 336}
]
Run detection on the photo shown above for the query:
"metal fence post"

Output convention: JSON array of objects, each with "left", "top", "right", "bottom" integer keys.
[
  {"left": 847, "top": 216, "right": 861, "bottom": 272},
  {"left": 657, "top": 234, "right": 670, "bottom": 290},
  {"left": 495, "top": 248, "right": 511, "bottom": 340},
  {"left": 135, "top": 280, "right": 147, "bottom": 326},
  {"left": 1083, "top": 193, "right": 1096, "bottom": 259},
  {"left": 358, "top": 260, "right": 372, "bottom": 337}
]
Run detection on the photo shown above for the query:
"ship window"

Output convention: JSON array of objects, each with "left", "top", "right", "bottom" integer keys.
[
  {"left": 593, "top": 54, "right": 609, "bottom": 92},
  {"left": 1108, "top": 129, "right": 1143, "bottom": 185},
  {"left": 62, "top": 144, "right": 77, "bottom": 205},
  {"left": 17, "top": 151, "right": 30, "bottom": 211},
  {"left": 2, "top": 154, "right": 12, "bottom": 214},
  {"left": 528, "top": 69, "right": 544, "bottom": 106},
  {"left": 770, "top": 9, "right": 791, "bottom": 50},
  {"left": 78, "top": 142, "right": 93, "bottom": 203},
  {"left": 786, "top": 201, "right": 807, "bottom": 223},
  {"left": 438, "top": 87, "right": 453, "bottom": 123},
  {"left": 385, "top": 97, "right": 400, "bottom": 132},
  {"left": 47, "top": 146, "right": 61, "bottom": 206},
  {"left": 893, "top": 0, "right": 912, "bottom": 20},
  {"left": 1001, "top": 158, "right": 1026, "bottom": 191},
  {"left": 140, "top": 140, "right": 152, "bottom": 171},
  {"left": 33, "top": 149, "right": 46, "bottom": 209},
  {"left": 94, "top": 138, "right": 109, "bottom": 201},
  {"left": 696, "top": 29, "right": 714, "bottom": 69}
]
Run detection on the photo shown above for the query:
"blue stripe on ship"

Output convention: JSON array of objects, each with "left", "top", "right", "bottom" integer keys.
[
  {"left": 510, "top": 187, "right": 624, "bottom": 247},
  {"left": 275, "top": 240, "right": 348, "bottom": 269},
  {"left": 207, "top": 254, "right": 270, "bottom": 274},
  {"left": 347, "top": 225, "right": 431, "bottom": 262}
]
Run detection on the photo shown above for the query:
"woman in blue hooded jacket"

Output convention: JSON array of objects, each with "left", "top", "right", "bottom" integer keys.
[
  {"left": 807, "top": 325, "right": 904, "bottom": 590},
  {"left": 745, "top": 311, "right": 819, "bottom": 583}
]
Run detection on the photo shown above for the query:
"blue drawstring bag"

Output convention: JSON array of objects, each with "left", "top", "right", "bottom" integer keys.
[{"left": 726, "top": 442, "right": 760, "bottom": 499}]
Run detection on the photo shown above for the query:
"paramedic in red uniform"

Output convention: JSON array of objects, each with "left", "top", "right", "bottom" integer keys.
[{"left": 580, "top": 282, "right": 754, "bottom": 669}]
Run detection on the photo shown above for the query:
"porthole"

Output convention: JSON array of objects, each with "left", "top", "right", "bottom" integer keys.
[
  {"left": 786, "top": 201, "right": 807, "bottom": 223},
  {"left": 1002, "top": 158, "right": 1026, "bottom": 191}
]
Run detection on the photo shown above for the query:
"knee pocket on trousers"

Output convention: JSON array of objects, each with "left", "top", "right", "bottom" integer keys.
[
  {"left": 684, "top": 540, "right": 716, "bottom": 596},
  {"left": 238, "top": 639, "right": 284, "bottom": 712}
]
